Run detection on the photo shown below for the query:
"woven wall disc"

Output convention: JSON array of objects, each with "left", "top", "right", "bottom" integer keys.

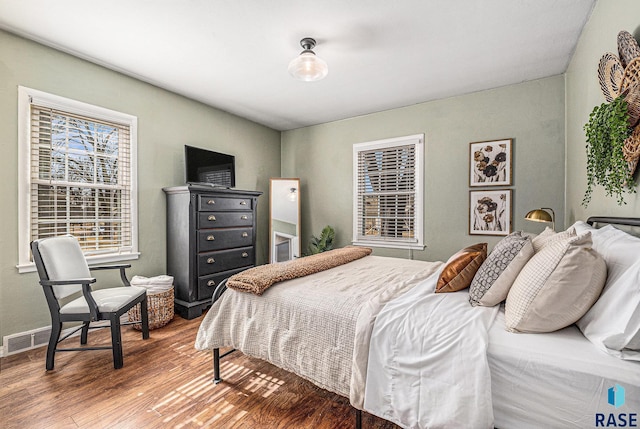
[
  {"left": 618, "top": 30, "right": 640, "bottom": 68},
  {"left": 620, "top": 57, "right": 640, "bottom": 93},
  {"left": 623, "top": 125, "right": 640, "bottom": 177},
  {"left": 598, "top": 52, "right": 624, "bottom": 102},
  {"left": 622, "top": 83, "right": 640, "bottom": 127}
]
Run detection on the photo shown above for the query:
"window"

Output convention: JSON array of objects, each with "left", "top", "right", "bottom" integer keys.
[
  {"left": 17, "top": 87, "right": 138, "bottom": 273},
  {"left": 352, "top": 134, "right": 424, "bottom": 250}
]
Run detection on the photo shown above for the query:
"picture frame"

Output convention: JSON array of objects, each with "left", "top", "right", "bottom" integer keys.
[
  {"left": 469, "top": 189, "right": 512, "bottom": 236},
  {"left": 469, "top": 138, "right": 512, "bottom": 187}
]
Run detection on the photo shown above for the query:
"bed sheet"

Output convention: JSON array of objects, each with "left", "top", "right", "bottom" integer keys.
[
  {"left": 489, "top": 308, "right": 640, "bottom": 429},
  {"left": 364, "top": 269, "right": 499, "bottom": 428},
  {"left": 195, "top": 255, "right": 442, "bottom": 403}
]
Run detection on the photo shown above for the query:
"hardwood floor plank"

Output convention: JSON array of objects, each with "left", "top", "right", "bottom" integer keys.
[{"left": 0, "top": 313, "right": 398, "bottom": 429}]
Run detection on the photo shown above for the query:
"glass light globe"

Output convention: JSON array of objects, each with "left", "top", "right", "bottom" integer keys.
[{"left": 288, "top": 51, "right": 328, "bottom": 82}]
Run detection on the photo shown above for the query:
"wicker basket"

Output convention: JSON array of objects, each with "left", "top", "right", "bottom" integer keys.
[{"left": 128, "top": 286, "right": 175, "bottom": 330}]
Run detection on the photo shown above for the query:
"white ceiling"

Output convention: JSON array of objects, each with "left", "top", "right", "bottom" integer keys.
[{"left": 0, "top": 0, "right": 596, "bottom": 131}]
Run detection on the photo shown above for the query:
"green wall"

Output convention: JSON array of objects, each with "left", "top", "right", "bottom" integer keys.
[
  {"left": 0, "top": 30, "right": 281, "bottom": 344},
  {"left": 282, "top": 76, "right": 566, "bottom": 262},
  {"left": 565, "top": 0, "right": 640, "bottom": 222}
]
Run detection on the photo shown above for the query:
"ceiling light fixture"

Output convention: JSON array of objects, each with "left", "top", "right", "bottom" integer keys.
[{"left": 288, "top": 37, "right": 328, "bottom": 82}]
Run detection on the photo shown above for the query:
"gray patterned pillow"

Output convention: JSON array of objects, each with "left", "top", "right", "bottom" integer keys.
[{"left": 469, "top": 231, "right": 534, "bottom": 307}]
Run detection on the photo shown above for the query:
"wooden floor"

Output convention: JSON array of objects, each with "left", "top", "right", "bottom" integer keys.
[{"left": 0, "top": 313, "right": 399, "bottom": 429}]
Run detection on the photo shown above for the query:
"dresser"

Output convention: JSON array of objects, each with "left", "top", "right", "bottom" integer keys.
[{"left": 163, "top": 185, "right": 262, "bottom": 319}]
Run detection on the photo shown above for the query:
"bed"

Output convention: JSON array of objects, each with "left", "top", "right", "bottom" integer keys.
[{"left": 195, "top": 217, "right": 640, "bottom": 428}]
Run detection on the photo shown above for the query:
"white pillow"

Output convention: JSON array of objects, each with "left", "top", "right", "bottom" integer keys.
[
  {"left": 505, "top": 231, "right": 607, "bottom": 333},
  {"left": 531, "top": 226, "right": 576, "bottom": 252},
  {"left": 575, "top": 224, "right": 640, "bottom": 360}
]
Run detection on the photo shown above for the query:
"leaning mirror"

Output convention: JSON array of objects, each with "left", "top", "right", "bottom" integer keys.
[{"left": 269, "top": 178, "right": 301, "bottom": 263}]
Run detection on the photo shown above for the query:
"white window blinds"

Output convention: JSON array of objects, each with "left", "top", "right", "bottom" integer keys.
[
  {"left": 17, "top": 86, "right": 138, "bottom": 272},
  {"left": 353, "top": 134, "right": 424, "bottom": 250},
  {"left": 30, "top": 105, "right": 133, "bottom": 254}
]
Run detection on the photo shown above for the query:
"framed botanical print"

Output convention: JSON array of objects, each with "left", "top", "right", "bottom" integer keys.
[
  {"left": 469, "top": 138, "right": 512, "bottom": 187},
  {"left": 469, "top": 189, "right": 512, "bottom": 236}
]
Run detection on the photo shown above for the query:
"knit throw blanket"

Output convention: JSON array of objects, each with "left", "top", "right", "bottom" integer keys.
[{"left": 227, "top": 246, "right": 373, "bottom": 295}]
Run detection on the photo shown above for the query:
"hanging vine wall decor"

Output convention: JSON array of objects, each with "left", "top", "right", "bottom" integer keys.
[{"left": 583, "top": 30, "right": 640, "bottom": 207}]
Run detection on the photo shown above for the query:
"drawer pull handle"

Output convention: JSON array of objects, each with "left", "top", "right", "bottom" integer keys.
[
  {"left": 207, "top": 280, "right": 216, "bottom": 287},
  {"left": 208, "top": 215, "right": 217, "bottom": 221},
  {"left": 242, "top": 252, "right": 249, "bottom": 258},
  {"left": 207, "top": 199, "right": 215, "bottom": 205},
  {"left": 239, "top": 200, "right": 247, "bottom": 205},
  {"left": 241, "top": 215, "right": 248, "bottom": 220},
  {"left": 207, "top": 257, "right": 215, "bottom": 264},
  {"left": 242, "top": 232, "right": 248, "bottom": 238},
  {"left": 207, "top": 235, "right": 215, "bottom": 241}
]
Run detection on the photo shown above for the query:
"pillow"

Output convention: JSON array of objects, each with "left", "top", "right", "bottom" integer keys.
[
  {"left": 436, "top": 243, "right": 487, "bottom": 293},
  {"left": 575, "top": 224, "right": 640, "bottom": 359},
  {"left": 531, "top": 227, "right": 556, "bottom": 252},
  {"left": 505, "top": 231, "right": 607, "bottom": 333},
  {"left": 531, "top": 226, "right": 576, "bottom": 252},
  {"left": 469, "top": 232, "right": 534, "bottom": 307}
]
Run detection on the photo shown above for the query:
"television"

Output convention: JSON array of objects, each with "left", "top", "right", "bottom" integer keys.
[{"left": 184, "top": 145, "right": 235, "bottom": 188}]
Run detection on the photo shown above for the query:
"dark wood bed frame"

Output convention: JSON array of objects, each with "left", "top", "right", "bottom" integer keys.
[{"left": 208, "top": 216, "right": 640, "bottom": 429}]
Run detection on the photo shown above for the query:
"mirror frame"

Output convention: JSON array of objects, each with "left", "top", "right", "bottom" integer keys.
[{"left": 269, "top": 178, "right": 301, "bottom": 263}]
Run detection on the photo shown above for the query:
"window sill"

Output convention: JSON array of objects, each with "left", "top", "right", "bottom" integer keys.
[
  {"left": 351, "top": 241, "right": 425, "bottom": 251},
  {"left": 17, "top": 252, "right": 141, "bottom": 274}
]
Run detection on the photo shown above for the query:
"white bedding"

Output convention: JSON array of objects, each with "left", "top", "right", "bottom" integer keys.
[
  {"left": 489, "top": 308, "right": 640, "bottom": 429},
  {"left": 195, "top": 255, "right": 442, "bottom": 402},
  {"left": 364, "top": 269, "right": 499, "bottom": 429}
]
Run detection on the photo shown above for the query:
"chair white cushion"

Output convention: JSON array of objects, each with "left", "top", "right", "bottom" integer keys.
[
  {"left": 60, "top": 286, "right": 146, "bottom": 314},
  {"left": 38, "top": 235, "right": 91, "bottom": 300}
]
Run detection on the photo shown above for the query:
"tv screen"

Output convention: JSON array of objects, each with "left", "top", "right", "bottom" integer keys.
[{"left": 184, "top": 145, "right": 235, "bottom": 188}]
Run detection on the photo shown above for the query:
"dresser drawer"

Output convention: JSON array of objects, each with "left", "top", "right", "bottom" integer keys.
[
  {"left": 198, "top": 227, "right": 253, "bottom": 252},
  {"left": 198, "top": 246, "right": 254, "bottom": 276},
  {"left": 198, "top": 195, "right": 253, "bottom": 211},
  {"left": 198, "top": 211, "right": 253, "bottom": 229},
  {"left": 197, "top": 267, "right": 248, "bottom": 300}
]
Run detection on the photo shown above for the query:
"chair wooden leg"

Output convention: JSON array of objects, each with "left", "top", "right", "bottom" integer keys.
[
  {"left": 110, "top": 313, "right": 124, "bottom": 369},
  {"left": 80, "top": 321, "right": 90, "bottom": 345},
  {"left": 140, "top": 295, "right": 150, "bottom": 340},
  {"left": 46, "top": 322, "right": 62, "bottom": 371}
]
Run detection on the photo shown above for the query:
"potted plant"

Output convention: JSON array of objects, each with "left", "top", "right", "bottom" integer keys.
[
  {"left": 308, "top": 225, "right": 335, "bottom": 254},
  {"left": 583, "top": 96, "right": 636, "bottom": 206}
]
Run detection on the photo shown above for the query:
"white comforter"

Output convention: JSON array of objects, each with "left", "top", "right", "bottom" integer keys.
[{"left": 364, "top": 269, "right": 499, "bottom": 429}]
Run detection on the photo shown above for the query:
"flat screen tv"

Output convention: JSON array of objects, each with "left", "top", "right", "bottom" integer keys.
[{"left": 184, "top": 145, "right": 235, "bottom": 188}]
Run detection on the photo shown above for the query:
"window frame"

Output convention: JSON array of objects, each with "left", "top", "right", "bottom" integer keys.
[
  {"left": 352, "top": 134, "right": 425, "bottom": 250},
  {"left": 17, "top": 86, "right": 139, "bottom": 273}
]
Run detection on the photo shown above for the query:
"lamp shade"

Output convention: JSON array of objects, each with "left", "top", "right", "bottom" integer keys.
[
  {"left": 525, "top": 208, "right": 555, "bottom": 230},
  {"left": 288, "top": 38, "right": 328, "bottom": 82}
]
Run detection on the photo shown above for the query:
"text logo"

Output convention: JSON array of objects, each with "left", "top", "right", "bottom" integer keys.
[{"left": 609, "top": 384, "right": 626, "bottom": 409}]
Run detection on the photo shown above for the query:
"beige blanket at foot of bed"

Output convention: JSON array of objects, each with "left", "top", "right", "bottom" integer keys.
[
  {"left": 227, "top": 246, "right": 372, "bottom": 295},
  {"left": 195, "top": 255, "right": 443, "bottom": 407}
]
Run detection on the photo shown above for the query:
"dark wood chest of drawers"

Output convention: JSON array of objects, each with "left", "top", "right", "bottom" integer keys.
[{"left": 163, "top": 185, "right": 262, "bottom": 319}]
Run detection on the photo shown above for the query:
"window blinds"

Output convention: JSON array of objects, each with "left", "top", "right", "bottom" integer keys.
[
  {"left": 354, "top": 138, "right": 421, "bottom": 246},
  {"left": 29, "top": 105, "right": 133, "bottom": 255}
]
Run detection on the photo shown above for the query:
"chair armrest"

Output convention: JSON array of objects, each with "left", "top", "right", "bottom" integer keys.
[
  {"left": 90, "top": 264, "right": 132, "bottom": 271},
  {"left": 40, "top": 278, "right": 99, "bottom": 320},
  {"left": 40, "top": 278, "right": 97, "bottom": 286},
  {"left": 89, "top": 264, "right": 131, "bottom": 286}
]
